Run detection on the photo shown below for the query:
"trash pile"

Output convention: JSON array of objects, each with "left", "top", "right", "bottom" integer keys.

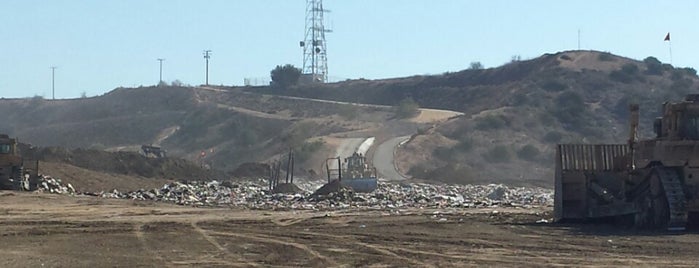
[
  {"left": 37, "top": 176, "right": 76, "bottom": 194},
  {"left": 35, "top": 176, "right": 553, "bottom": 210}
]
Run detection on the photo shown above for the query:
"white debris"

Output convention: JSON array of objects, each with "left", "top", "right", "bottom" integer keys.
[{"left": 35, "top": 176, "right": 553, "bottom": 210}]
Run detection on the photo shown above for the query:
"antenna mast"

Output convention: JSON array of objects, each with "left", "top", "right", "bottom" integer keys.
[{"left": 300, "top": 0, "right": 331, "bottom": 83}]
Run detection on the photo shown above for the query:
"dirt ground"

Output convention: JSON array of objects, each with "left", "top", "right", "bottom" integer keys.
[{"left": 1, "top": 192, "right": 698, "bottom": 267}]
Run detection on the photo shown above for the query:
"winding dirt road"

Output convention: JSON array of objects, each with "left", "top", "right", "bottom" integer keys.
[{"left": 373, "top": 136, "right": 411, "bottom": 180}]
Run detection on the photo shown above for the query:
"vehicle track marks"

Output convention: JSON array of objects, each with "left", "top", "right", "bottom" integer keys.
[
  {"left": 134, "top": 223, "right": 172, "bottom": 267},
  {"left": 191, "top": 221, "right": 262, "bottom": 267},
  {"left": 209, "top": 230, "right": 338, "bottom": 267}
]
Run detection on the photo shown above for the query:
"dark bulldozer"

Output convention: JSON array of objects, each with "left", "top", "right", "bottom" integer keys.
[
  {"left": 555, "top": 94, "right": 699, "bottom": 231},
  {"left": 0, "top": 134, "right": 39, "bottom": 191}
]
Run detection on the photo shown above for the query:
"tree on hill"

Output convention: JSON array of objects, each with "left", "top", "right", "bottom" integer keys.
[
  {"left": 270, "top": 64, "right": 302, "bottom": 88},
  {"left": 394, "top": 97, "right": 420, "bottom": 118},
  {"left": 643, "top": 56, "right": 663, "bottom": 75}
]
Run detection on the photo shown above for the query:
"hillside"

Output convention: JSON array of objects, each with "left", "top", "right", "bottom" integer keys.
[
  {"left": 2, "top": 50, "right": 697, "bottom": 188},
  {"left": 0, "top": 86, "right": 399, "bottom": 178},
  {"left": 254, "top": 50, "right": 699, "bottom": 187}
]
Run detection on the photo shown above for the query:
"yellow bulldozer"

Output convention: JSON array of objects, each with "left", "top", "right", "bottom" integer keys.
[
  {"left": 0, "top": 134, "right": 39, "bottom": 191},
  {"left": 555, "top": 94, "right": 699, "bottom": 230}
]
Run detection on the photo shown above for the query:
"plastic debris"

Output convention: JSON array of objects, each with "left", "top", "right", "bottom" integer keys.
[{"left": 35, "top": 176, "right": 553, "bottom": 210}]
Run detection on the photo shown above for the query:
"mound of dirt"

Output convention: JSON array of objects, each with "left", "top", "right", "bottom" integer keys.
[
  {"left": 271, "top": 183, "right": 302, "bottom": 194},
  {"left": 312, "top": 179, "right": 352, "bottom": 196},
  {"left": 19, "top": 144, "right": 223, "bottom": 182}
]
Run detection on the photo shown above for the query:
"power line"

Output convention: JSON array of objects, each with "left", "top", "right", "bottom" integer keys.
[
  {"left": 50, "top": 66, "right": 57, "bottom": 100},
  {"left": 203, "top": 50, "right": 212, "bottom": 85},
  {"left": 157, "top": 58, "right": 165, "bottom": 85}
]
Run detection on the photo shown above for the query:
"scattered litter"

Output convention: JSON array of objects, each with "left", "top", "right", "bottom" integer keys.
[{"left": 35, "top": 176, "right": 554, "bottom": 210}]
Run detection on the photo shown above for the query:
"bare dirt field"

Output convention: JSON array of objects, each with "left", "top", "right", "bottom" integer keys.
[{"left": 1, "top": 192, "right": 698, "bottom": 267}]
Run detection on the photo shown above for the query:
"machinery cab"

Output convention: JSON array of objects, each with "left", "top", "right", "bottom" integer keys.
[
  {"left": 0, "top": 134, "right": 20, "bottom": 163},
  {"left": 344, "top": 152, "right": 374, "bottom": 179},
  {"left": 654, "top": 94, "right": 699, "bottom": 141}
]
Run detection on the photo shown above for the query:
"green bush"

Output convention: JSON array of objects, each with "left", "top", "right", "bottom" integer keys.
[
  {"left": 483, "top": 145, "right": 512, "bottom": 163},
  {"left": 543, "top": 131, "right": 563, "bottom": 143},
  {"left": 517, "top": 144, "right": 540, "bottom": 161},
  {"left": 621, "top": 63, "right": 639, "bottom": 75},
  {"left": 538, "top": 112, "right": 556, "bottom": 126},
  {"left": 556, "top": 91, "right": 584, "bottom": 109},
  {"left": 683, "top": 67, "right": 697, "bottom": 76},
  {"left": 393, "top": 98, "right": 420, "bottom": 118},
  {"left": 643, "top": 56, "right": 663, "bottom": 75},
  {"left": 541, "top": 79, "right": 567, "bottom": 92},
  {"left": 475, "top": 115, "right": 507, "bottom": 130},
  {"left": 511, "top": 93, "right": 530, "bottom": 106},
  {"left": 609, "top": 70, "right": 634, "bottom": 83},
  {"left": 598, "top": 52, "right": 615, "bottom": 61},
  {"left": 270, "top": 64, "right": 302, "bottom": 88},
  {"left": 553, "top": 91, "right": 587, "bottom": 129},
  {"left": 469, "top": 61, "right": 484, "bottom": 70},
  {"left": 455, "top": 138, "right": 474, "bottom": 152}
]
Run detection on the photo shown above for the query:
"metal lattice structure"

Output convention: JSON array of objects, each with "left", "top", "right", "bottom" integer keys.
[{"left": 300, "top": 0, "right": 331, "bottom": 83}]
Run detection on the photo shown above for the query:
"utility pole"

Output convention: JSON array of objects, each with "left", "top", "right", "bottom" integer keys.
[
  {"left": 577, "top": 29, "right": 581, "bottom": 50},
  {"left": 203, "top": 50, "right": 212, "bottom": 85},
  {"left": 50, "top": 66, "right": 57, "bottom": 100},
  {"left": 157, "top": 58, "right": 165, "bottom": 85}
]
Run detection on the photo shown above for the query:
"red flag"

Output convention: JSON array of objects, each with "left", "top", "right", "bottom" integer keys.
[{"left": 664, "top": 32, "right": 670, "bottom": 41}]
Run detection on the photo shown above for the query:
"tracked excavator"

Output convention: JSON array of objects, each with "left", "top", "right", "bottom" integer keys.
[{"left": 555, "top": 94, "right": 699, "bottom": 231}]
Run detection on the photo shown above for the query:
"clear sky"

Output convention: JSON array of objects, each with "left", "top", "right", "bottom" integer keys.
[{"left": 1, "top": 0, "right": 698, "bottom": 98}]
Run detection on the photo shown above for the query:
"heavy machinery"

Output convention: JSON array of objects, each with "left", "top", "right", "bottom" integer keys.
[
  {"left": 140, "top": 145, "right": 167, "bottom": 158},
  {"left": 325, "top": 152, "right": 378, "bottom": 192},
  {"left": 555, "top": 94, "right": 699, "bottom": 230},
  {"left": 0, "top": 134, "right": 39, "bottom": 191}
]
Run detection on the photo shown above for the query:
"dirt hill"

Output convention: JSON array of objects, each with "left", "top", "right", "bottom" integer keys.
[
  {"left": 255, "top": 50, "right": 699, "bottom": 187},
  {"left": 2, "top": 50, "right": 696, "bottom": 188},
  {"left": 0, "top": 86, "right": 396, "bottom": 177}
]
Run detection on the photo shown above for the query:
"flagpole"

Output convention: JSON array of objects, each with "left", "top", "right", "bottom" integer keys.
[
  {"left": 664, "top": 32, "right": 673, "bottom": 65},
  {"left": 668, "top": 40, "right": 673, "bottom": 65}
]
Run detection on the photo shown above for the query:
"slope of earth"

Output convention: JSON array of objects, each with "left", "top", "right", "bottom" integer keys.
[
  {"left": 0, "top": 86, "right": 405, "bottom": 176},
  {"left": 1, "top": 193, "right": 698, "bottom": 267},
  {"left": 18, "top": 144, "right": 220, "bottom": 192},
  {"left": 253, "top": 50, "right": 699, "bottom": 187}
]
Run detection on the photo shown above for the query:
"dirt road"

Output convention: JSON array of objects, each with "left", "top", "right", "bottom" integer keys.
[
  {"left": 373, "top": 136, "right": 410, "bottom": 180},
  {"left": 1, "top": 192, "right": 696, "bottom": 267}
]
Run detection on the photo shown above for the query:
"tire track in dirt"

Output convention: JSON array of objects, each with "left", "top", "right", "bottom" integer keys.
[
  {"left": 191, "top": 221, "right": 227, "bottom": 252},
  {"left": 134, "top": 223, "right": 172, "bottom": 268},
  {"left": 191, "top": 221, "right": 262, "bottom": 267},
  {"left": 208, "top": 230, "right": 338, "bottom": 267},
  {"left": 270, "top": 217, "right": 309, "bottom": 227},
  {"left": 299, "top": 231, "right": 432, "bottom": 267}
]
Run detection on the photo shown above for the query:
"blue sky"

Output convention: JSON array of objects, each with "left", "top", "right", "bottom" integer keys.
[{"left": 1, "top": 0, "right": 697, "bottom": 98}]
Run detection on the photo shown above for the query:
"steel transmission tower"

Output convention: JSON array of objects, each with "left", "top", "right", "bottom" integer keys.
[{"left": 300, "top": 0, "right": 331, "bottom": 83}]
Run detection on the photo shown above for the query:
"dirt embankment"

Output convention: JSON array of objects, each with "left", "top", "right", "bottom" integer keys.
[{"left": 18, "top": 144, "right": 224, "bottom": 192}]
